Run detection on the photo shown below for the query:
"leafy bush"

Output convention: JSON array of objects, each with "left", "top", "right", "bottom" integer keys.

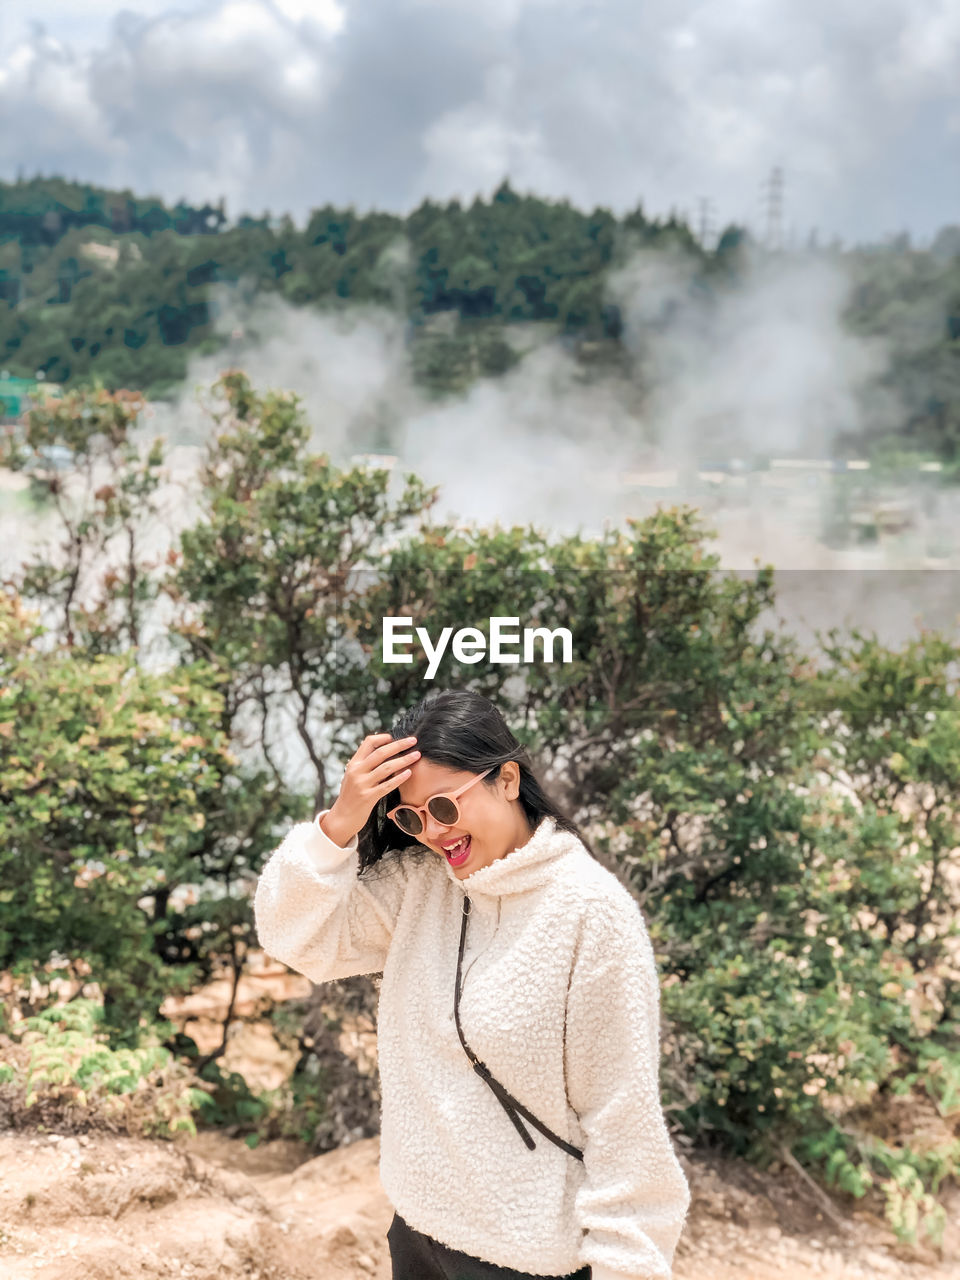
[
  {"left": 0, "top": 999, "right": 211, "bottom": 1137},
  {"left": 0, "top": 588, "right": 265, "bottom": 1041}
]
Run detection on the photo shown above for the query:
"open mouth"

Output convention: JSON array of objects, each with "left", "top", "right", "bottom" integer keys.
[{"left": 441, "top": 835, "right": 472, "bottom": 866}]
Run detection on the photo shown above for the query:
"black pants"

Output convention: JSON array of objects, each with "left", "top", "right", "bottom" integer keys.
[{"left": 386, "top": 1212, "right": 592, "bottom": 1280}]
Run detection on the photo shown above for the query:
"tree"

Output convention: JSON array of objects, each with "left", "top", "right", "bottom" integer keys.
[
  {"left": 0, "top": 589, "right": 242, "bottom": 1041},
  {"left": 1, "top": 385, "right": 164, "bottom": 653},
  {"left": 168, "top": 371, "right": 437, "bottom": 810}
]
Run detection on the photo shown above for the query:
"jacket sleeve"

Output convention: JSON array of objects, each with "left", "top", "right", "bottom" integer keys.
[
  {"left": 253, "top": 812, "right": 412, "bottom": 984},
  {"left": 564, "top": 896, "right": 690, "bottom": 1280}
]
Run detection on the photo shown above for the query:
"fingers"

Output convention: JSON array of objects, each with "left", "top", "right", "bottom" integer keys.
[
  {"left": 354, "top": 732, "right": 394, "bottom": 761},
  {"left": 363, "top": 734, "right": 419, "bottom": 767},
  {"left": 334, "top": 733, "right": 417, "bottom": 835},
  {"left": 374, "top": 768, "right": 411, "bottom": 793},
  {"left": 369, "top": 749, "right": 420, "bottom": 782}
]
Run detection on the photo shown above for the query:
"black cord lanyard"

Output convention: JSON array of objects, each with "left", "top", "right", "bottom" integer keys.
[{"left": 453, "top": 895, "right": 584, "bottom": 1162}]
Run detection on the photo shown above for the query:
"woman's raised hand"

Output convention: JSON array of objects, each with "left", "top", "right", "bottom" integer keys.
[{"left": 319, "top": 734, "right": 420, "bottom": 848}]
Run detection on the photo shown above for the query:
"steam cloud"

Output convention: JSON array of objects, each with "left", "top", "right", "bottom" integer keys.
[
  {"left": 8, "top": 249, "right": 959, "bottom": 654},
  {"left": 157, "top": 249, "right": 959, "bottom": 649},
  {"left": 608, "top": 248, "right": 893, "bottom": 464},
  {"left": 162, "top": 247, "right": 898, "bottom": 550}
]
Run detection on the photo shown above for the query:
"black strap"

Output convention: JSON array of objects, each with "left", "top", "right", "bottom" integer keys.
[{"left": 454, "top": 895, "right": 584, "bottom": 1162}]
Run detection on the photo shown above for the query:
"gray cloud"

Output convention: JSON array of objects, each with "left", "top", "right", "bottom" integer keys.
[{"left": 1, "top": 0, "right": 959, "bottom": 238}]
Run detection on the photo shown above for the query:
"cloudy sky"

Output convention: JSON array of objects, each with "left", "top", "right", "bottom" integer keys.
[{"left": 1, "top": 0, "right": 958, "bottom": 244}]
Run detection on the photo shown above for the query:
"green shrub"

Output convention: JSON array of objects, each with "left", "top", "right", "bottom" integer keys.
[{"left": 0, "top": 999, "right": 212, "bottom": 1137}]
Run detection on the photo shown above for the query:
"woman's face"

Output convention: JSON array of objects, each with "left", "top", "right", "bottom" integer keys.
[{"left": 395, "top": 759, "right": 533, "bottom": 877}]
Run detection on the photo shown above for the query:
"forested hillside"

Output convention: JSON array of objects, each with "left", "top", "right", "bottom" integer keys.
[{"left": 2, "top": 176, "right": 959, "bottom": 458}]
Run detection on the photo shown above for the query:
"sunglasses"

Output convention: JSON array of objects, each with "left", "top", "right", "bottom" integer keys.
[{"left": 387, "top": 768, "right": 493, "bottom": 836}]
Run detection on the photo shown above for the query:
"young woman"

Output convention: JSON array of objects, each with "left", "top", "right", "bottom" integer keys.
[{"left": 254, "top": 689, "right": 690, "bottom": 1280}]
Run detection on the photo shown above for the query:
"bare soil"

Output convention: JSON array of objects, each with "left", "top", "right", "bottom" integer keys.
[
  {"left": 0, "top": 1125, "right": 958, "bottom": 1280},
  {"left": 3, "top": 955, "right": 958, "bottom": 1279}
]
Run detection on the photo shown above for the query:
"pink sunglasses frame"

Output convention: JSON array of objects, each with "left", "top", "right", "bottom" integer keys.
[{"left": 387, "top": 768, "right": 493, "bottom": 835}]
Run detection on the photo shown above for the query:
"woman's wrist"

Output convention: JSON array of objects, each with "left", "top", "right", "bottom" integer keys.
[{"left": 317, "top": 807, "right": 360, "bottom": 849}]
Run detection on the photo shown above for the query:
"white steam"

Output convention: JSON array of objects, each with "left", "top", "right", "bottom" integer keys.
[
  {"left": 154, "top": 286, "right": 412, "bottom": 457},
  {"left": 155, "top": 249, "right": 960, "bottom": 648},
  {"left": 149, "top": 246, "right": 951, "bottom": 586},
  {"left": 608, "top": 247, "right": 894, "bottom": 464},
  {"left": 398, "top": 344, "right": 643, "bottom": 532}
]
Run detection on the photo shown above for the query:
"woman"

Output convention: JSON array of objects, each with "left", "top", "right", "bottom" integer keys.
[{"left": 254, "top": 689, "right": 690, "bottom": 1280}]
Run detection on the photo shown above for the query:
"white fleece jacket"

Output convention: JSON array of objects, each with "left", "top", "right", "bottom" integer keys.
[{"left": 254, "top": 814, "right": 690, "bottom": 1280}]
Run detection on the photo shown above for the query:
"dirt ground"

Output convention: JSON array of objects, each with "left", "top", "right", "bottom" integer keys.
[
  {"left": 0, "top": 1124, "right": 957, "bottom": 1280},
  {"left": 3, "top": 952, "right": 957, "bottom": 1279}
]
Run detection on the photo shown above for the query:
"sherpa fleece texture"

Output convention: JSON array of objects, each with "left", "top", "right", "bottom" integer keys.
[{"left": 254, "top": 814, "right": 690, "bottom": 1280}]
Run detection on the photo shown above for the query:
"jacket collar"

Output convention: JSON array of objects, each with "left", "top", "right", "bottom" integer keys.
[{"left": 440, "top": 816, "right": 582, "bottom": 898}]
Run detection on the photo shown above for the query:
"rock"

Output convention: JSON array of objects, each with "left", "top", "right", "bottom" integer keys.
[
  {"left": 225, "top": 1224, "right": 256, "bottom": 1250},
  {"left": 328, "top": 1224, "right": 359, "bottom": 1248}
]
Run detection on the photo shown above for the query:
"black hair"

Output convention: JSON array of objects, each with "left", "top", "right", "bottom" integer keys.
[{"left": 357, "top": 688, "right": 592, "bottom": 873}]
